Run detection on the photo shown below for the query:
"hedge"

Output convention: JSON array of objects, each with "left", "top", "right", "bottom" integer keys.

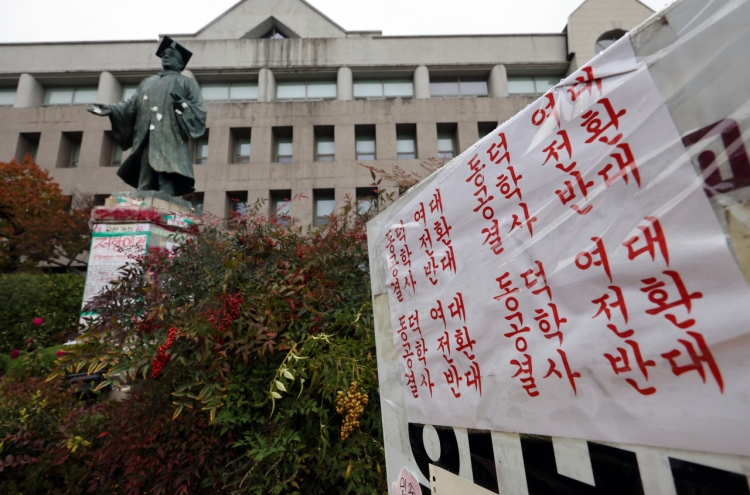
[{"left": 0, "top": 273, "right": 84, "bottom": 353}]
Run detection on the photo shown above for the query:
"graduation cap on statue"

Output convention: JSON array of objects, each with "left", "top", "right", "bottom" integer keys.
[{"left": 156, "top": 36, "right": 193, "bottom": 67}]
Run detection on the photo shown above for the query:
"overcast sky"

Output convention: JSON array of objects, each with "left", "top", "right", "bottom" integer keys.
[{"left": 0, "top": 0, "right": 671, "bottom": 43}]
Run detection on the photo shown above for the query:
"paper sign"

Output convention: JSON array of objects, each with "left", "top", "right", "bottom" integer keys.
[{"left": 379, "top": 35, "right": 750, "bottom": 456}]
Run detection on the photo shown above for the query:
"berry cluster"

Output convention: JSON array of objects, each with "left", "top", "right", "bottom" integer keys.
[
  {"left": 335, "top": 382, "right": 369, "bottom": 441},
  {"left": 205, "top": 293, "right": 243, "bottom": 332},
  {"left": 151, "top": 326, "right": 178, "bottom": 379}
]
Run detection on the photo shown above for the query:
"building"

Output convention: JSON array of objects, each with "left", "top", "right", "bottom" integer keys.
[{"left": 0, "top": 0, "right": 654, "bottom": 224}]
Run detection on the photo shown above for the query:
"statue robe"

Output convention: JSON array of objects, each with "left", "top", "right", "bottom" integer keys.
[{"left": 108, "top": 70, "right": 206, "bottom": 197}]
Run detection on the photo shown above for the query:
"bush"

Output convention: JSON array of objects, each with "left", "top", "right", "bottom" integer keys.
[
  {"left": 58, "top": 200, "right": 387, "bottom": 494},
  {"left": 0, "top": 273, "right": 84, "bottom": 353}
]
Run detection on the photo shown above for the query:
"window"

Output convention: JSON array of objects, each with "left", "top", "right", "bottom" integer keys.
[
  {"left": 0, "top": 88, "right": 16, "bottom": 106},
  {"left": 277, "top": 81, "right": 336, "bottom": 101},
  {"left": 231, "top": 128, "right": 251, "bottom": 163},
  {"left": 273, "top": 127, "right": 293, "bottom": 163},
  {"left": 57, "top": 132, "right": 82, "bottom": 168},
  {"left": 112, "top": 144, "right": 123, "bottom": 166},
  {"left": 314, "top": 189, "right": 336, "bottom": 227},
  {"left": 43, "top": 86, "right": 98, "bottom": 105},
  {"left": 226, "top": 191, "right": 249, "bottom": 217},
  {"left": 314, "top": 126, "right": 335, "bottom": 161},
  {"left": 15, "top": 133, "right": 40, "bottom": 162},
  {"left": 355, "top": 125, "right": 376, "bottom": 161},
  {"left": 193, "top": 133, "right": 209, "bottom": 164},
  {"left": 478, "top": 122, "right": 498, "bottom": 139},
  {"left": 356, "top": 187, "right": 378, "bottom": 215},
  {"left": 201, "top": 82, "right": 258, "bottom": 102},
  {"left": 507, "top": 76, "right": 558, "bottom": 96},
  {"left": 121, "top": 85, "right": 138, "bottom": 101},
  {"left": 353, "top": 79, "right": 413, "bottom": 100},
  {"left": 595, "top": 29, "right": 627, "bottom": 55},
  {"left": 437, "top": 124, "right": 457, "bottom": 159},
  {"left": 396, "top": 124, "right": 417, "bottom": 160},
  {"left": 430, "top": 78, "right": 488, "bottom": 98},
  {"left": 262, "top": 26, "right": 287, "bottom": 39},
  {"left": 100, "top": 131, "right": 124, "bottom": 167},
  {"left": 186, "top": 192, "right": 204, "bottom": 216},
  {"left": 70, "top": 142, "right": 81, "bottom": 168},
  {"left": 270, "top": 190, "right": 292, "bottom": 226}
]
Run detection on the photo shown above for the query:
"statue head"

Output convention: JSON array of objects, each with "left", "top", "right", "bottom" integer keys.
[{"left": 156, "top": 36, "right": 193, "bottom": 72}]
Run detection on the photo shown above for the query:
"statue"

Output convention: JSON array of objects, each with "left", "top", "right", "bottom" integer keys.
[{"left": 88, "top": 36, "right": 206, "bottom": 197}]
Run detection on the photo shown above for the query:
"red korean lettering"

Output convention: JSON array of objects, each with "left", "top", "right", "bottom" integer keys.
[
  {"left": 494, "top": 272, "right": 519, "bottom": 301},
  {"left": 395, "top": 219, "right": 407, "bottom": 242},
  {"left": 623, "top": 216, "right": 670, "bottom": 266},
  {"left": 510, "top": 354, "right": 539, "bottom": 397},
  {"left": 443, "top": 354, "right": 463, "bottom": 398},
  {"left": 454, "top": 326, "right": 476, "bottom": 359},
  {"left": 440, "top": 245, "right": 457, "bottom": 274},
  {"left": 598, "top": 143, "right": 640, "bottom": 188},
  {"left": 419, "top": 228, "right": 433, "bottom": 250},
  {"left": 542, "top": 130, "right": 572, "bottom": 168},
  {"left": 575, "top": 236, "right": 612, "bottom": 282},
  {"left": 464, "top": 361, "right": 482, "bottom": 396},
  {"left": 532, "top": 92, "right": 559, "bottom": 127},
  {"left": 641, "top": 270, "right": 702, "bottom": 328},
  {"left": 520, "top": 261, "right": 552, "bottom": 301},
  {"left": 420, "top": 368, "right": 435, "bottom": 397},
  {"left": 405, "top": 369, "right": 419, "bottom": 398},
  {"left": 482, "top": 219, "right": 504, "bottom": 255},
  {"left": 415, "top": 338, "right": 427, "bottom": 366},
  {"left": 433, "top": 216, "right": 452, "bottom": 246},
  {"left": 413, "top": 202, "right": 427, "bottom": 226},
  {"left": 496, "top": 165, "right": 523, "bottom": 200},
  {"left": 408, "top": 310, "right": 421, "bottom": 336},
  {"left": 399, "top": 244, "right": 412, "bottom": 267},
  {"left": 581, "top": 97, "right": 626, "bottom": 145},
  {"left": 555, "top": 170, "right": 594, "bottom": 215},
  {"left": 487, "top": 132, "right": 510, "bottom": 165},
  {"left": 543, "top": 349, "right": 581, "bottom": 395},
  {"left": 566, "top": 66, "right": 603, "bottom": 102},
  {"left": 429, "top": 188, "right": 443, "bottom": 214},
  {"left": 509, "top": 202, "right": 538, "bottom": 237},
  {"left": 431, "top": 299, "right": 446, "bottom": 328},
  {"left": 534, "top": 302, "right": 567, "bottom": 346},
  {"left": 591, "top": 285, "right": 628, "bottom": 323},
  {"left": 662, "top": 331, "right": 724, "bottom": 393},
  {"left": 448, "top": 292, "right": 466, "bottom": 321},
  {"left": 403, "top": 269, "right": 417, "bottom": 294},
  {"left": 423, "top": 250, "right": 438, "bottom": 285},
  {"left": 437, "top": 330, "right": 451, "bottom": 355}
]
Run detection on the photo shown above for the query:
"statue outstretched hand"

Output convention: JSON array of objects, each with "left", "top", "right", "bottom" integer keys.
[{"left": 87, "top": 103, "right": 112, "bottom": 116}]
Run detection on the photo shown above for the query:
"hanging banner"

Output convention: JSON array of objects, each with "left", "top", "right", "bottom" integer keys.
[{"left": 377, "top": 33, "right": 750, "bottom": 457}]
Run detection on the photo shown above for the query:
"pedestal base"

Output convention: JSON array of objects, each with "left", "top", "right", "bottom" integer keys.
[{"left": 81, "top": 193, "right": 198, "bottom": 313}]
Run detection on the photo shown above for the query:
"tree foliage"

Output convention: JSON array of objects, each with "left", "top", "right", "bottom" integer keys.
[
  {"left": 0, "top": 273, "right": 84, "bottom": 353},
  {"left": 0, "top": 156, "right": 91, "bottom": 273},
  {"left": 51, "top": 200, "right": 386, "bottom": 494}
]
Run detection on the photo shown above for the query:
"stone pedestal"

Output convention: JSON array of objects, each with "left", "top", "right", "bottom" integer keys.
[{"left": 81, "top": 191, "right": 198, "bottom": 314}]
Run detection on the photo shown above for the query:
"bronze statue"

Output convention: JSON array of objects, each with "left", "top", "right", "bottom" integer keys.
[{"left": 88, "top": 36, "right": 206, "bottom": 197}]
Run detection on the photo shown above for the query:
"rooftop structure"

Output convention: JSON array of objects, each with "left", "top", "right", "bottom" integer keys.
[{"left": 0, "top": 0, "right": 654, "bottom": 224}]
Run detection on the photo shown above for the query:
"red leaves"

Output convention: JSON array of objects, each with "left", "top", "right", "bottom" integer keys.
[{"left": 0, "top": 156, "right": 91, "bottom": 272}]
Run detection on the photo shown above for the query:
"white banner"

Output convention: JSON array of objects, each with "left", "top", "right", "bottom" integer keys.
[{"left": 379, "top": 35, "right": 750, "bottom": 456}]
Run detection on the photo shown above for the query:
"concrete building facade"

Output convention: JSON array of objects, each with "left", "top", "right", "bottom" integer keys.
[{"left": 0, "top": 0, "right": 654, "bottom": 224}]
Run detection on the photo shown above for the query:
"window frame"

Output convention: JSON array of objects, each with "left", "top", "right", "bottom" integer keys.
[
  {"left": 201, "top": 81, "right": 259, "bottom": 103},
  {"left": 0, "top": 87, "right": 16, "bottom": 106},
  {"left": 353, "top": 79, "right": 414, "bottom": 100},
  {"left": 430, "top": 78, "right": 489, "bottom": 98},
  {"left": 507, "top": 76, "right": 558, "bottom": 97},
  {"left": 276, "top": 80, "right": 337, "bottom": 102},
  {"left": 313, "top": 189, "right": 336, "bottom": 227},
  {"left": 43, "top": 85, "right": 98, "bottom": 106},
  {"left": 194, "top": 137, "right": 209, "bottom": 165}
]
